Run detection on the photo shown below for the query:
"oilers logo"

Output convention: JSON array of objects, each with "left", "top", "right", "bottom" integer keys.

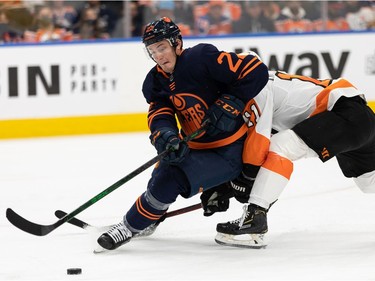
[{"left": 171, "top": 93, "right": 208, "bottom": 135}]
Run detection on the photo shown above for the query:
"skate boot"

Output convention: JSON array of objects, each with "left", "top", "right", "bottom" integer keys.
[
  {"left": 215, "top": 204, "right": 268, "bottom": 249},
  {"left": 97, "top": 221, "right": 133, "bottom": 250},
  {"left": 134, "top": 222, "right": 158, "bottom": 238}
]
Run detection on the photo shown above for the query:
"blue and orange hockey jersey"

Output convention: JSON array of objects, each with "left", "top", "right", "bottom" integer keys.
[{"left": 142, "top": 44, "right": 268, "bottom": 149}]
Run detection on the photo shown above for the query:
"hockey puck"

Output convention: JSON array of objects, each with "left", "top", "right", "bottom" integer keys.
[{"left": 67, "top": 268, "right": 82, "bottom": 275}]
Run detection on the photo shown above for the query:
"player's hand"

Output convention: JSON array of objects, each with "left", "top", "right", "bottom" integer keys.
[
  {"left": 230, "top": 173, "right": 255, "bottom": 203},
  {"left": 150, "top": 127, "right": 189, "bottom": 164},
  {"left": 203, "top": 94, "right": 244, "bottom": 136},
  {"left": 200, "top": 183, "right": 234, "bottom": 216}
]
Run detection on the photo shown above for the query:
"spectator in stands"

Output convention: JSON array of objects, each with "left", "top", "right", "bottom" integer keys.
[
  {"left": 275, "top": 1, "right": 313, "bottom": 33},
  {"left": 0, "top": 8, "right": 23, "bottom": 43},
  {"left": 155, "top": 1, "right": 192, "bottom": 35},
  {"left": 344, "top": 1, "right": 375, "bottom": 30},
  {"left": 156, "top": 0, "right": 174, "bottom": 19},
  {"left": 23, "top": 6, "right": 72, "bottom": 42},
  {"left": 173, "top": 1, "right": 195, "bottom": 32},
  {"left": 302, "top": 1, "right": 322, "bottom": 22},
  {"left": 195, "top": 0, "right": 232, "bottom": 35},
  {"left": 233, "top": 1, "right": 276, "bottom": 34},
  {"left": 112, "top": 1, "right": 144, "bottom": 38},
  {"left": 74, "top": 1, "right": 118, "bottom": 37},
  {"left": 74, "top": 6, "right": 109, "bottom": 39},
  {"left": 130, "top": 0, "right": 144, "bottom": 37},
  {"left": 49, "top": 0, "right": 78, "bottom": 32},
  {"left": 261, "top": 1, "right": 281, "bottom": 22},
  {"left": 314, "top": 1, "right": 350, "bottom": 31},
  {"left": 139, "top": 0, "right": 158, "bottom": 25},
  {"left": 0, "top": 0, "right": 34, "bottom": 32}
]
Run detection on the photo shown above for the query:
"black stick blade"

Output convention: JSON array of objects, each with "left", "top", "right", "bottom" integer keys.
[
  {"left": 55, "top": 210, "right": 89, "bottom": 229},
  {"left": 6, "top": 208, "right": 58, "bottom": 236}
]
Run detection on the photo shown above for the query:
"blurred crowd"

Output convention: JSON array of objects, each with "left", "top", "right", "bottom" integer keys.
[{"left": 0, "top": 0, "right": 374, "bottom": 43}]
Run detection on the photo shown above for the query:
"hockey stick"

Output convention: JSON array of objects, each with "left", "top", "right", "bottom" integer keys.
[
  {"left": 6, "top": 122, "right": 208, "bottom": 237},
  {"left": 55, "top": 210, "right": 89, "bottom": 229},
  {"left": 55, "top": 202, "right": 202, "bottom": 233}
]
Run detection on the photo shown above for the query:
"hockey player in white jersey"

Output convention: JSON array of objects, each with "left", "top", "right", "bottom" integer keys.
[{"left": 201, "top": 70, "right": 375, "bottom": 248}]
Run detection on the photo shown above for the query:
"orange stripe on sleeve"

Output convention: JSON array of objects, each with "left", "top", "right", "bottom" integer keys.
[
  {"left": 148, "top": 107, "right": 175, "bottom": 128},
  {"left": 262, "top": 152, "right": 293, "bottom": 180},
  {"left": 238, "top": 57, "right": 257, "bottom": 79},
  {"left": 238, "top": 61, "right": 262, "bottom": 80},
  {"left": 310, "top": 79, "right": 356, "bottom": 117}
]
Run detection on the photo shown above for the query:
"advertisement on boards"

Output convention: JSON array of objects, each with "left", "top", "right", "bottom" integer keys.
[{"left": 0, "top": 32, "right": 373, "bottom": 137}]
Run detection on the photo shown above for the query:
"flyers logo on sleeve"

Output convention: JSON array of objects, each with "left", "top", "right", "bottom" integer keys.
[{"left": 243, "top": 99, "right": 260, "bottom": 129}]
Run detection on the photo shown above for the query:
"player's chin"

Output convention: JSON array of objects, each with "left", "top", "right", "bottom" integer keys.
[{"left": 160, "top": 63, "right": 173, "bottom": 73}]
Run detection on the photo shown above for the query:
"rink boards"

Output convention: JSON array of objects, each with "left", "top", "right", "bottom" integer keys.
[{"left": 0, "top": 31, "right": 374, "bottom": 139}]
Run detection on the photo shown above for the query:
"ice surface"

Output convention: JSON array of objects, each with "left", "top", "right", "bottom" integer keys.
[{"left": 1, "top": 133, "right": 375, "bottom": 281}]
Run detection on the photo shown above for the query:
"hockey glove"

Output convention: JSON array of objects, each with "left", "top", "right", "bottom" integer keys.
[
  {"left": 229, "top": 164, "right": 260, "bottom": 203},
  {"left": 200, "top": 183, "right": 234, "bottom": 217},
  {"left": 230, "top": 173, "right": 255, "bottom": 203},
  {"left": 150, "top": 127, "right": 189, "bottom": 164},
  {"left": 230, "top": 164, "right": 260, "bottom": 203},
  {"left": 204, "top": 94, "right": 245, "bottom": 136}
]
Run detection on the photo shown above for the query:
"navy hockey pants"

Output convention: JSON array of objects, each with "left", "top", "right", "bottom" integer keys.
[{"left": 124, "top": 137, "right": 244, "bottom": 232}]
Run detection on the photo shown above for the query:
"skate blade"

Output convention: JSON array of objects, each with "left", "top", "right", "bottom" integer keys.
[
  {"left": 215, "top": 232, "right": 267, "bottom": 249},
  {"left": 93, "top": 245, "right": 106, "bottom": 254}
]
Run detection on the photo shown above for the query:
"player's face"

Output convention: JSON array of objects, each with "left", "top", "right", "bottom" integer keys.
[{"left": 147, "top": 40, "right": 177, "bottom": 73}]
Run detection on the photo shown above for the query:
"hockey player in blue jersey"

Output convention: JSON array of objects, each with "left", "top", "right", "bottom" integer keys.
[{"left": 97, "top": 17, "right": 269, "bottom": 250}]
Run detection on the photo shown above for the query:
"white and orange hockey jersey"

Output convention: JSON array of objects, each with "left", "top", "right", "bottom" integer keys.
[{"left": 242, "top": 71, "right": 364, "bottom": 208}]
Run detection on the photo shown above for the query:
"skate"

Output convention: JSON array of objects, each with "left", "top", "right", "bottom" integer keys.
[
  {"left": 215, "top": 204, "right": 268, "bottom": 249},
  {"left": 97, "top": 221, "right": 133, "bottom": 250}
]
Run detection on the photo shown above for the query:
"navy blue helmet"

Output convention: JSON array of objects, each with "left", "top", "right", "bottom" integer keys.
[{"left": 142, "top": 17, "right": 181, "bottom": 47}]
